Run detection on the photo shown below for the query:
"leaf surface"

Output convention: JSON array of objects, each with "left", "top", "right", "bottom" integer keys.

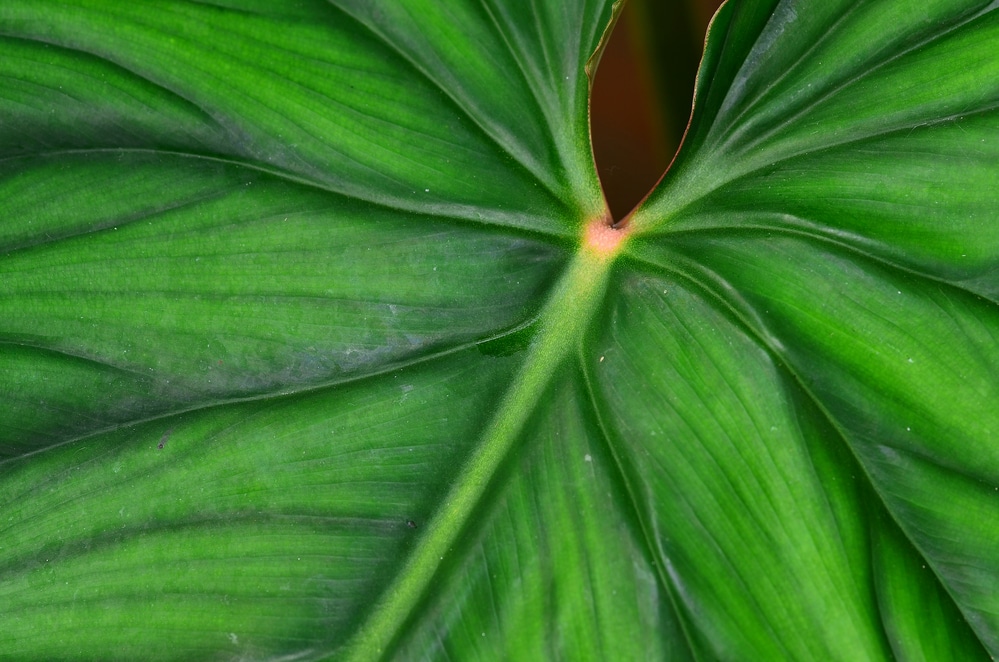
[{"left": 2, "top": 0, "right": 998, "bottom": 660}]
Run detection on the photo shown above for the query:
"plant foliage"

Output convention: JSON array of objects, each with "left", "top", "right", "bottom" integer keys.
[{"left": 2, "top": 0, "right": 998, "bottom": 660}]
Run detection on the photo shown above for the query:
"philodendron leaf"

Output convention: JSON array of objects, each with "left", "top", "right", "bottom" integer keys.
[{"left": 1, "top": 1, "right": 997, "bottom": 661}]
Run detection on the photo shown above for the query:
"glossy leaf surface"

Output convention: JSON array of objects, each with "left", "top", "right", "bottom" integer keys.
[{"left": 1, "top": 0, "right": 997, "bottom": 660}]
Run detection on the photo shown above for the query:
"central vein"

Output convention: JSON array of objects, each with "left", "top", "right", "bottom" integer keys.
[{"left": 344, "top": 220, "right": 625, "bottom": 660}]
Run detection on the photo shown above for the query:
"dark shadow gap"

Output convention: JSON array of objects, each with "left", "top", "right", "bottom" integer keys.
[{"left": 590, "top": 0, "right": 724, "bottom": 221}]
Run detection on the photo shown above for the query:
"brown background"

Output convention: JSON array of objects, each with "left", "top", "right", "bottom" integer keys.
[{"left": 591, "top": 0, "right": 726, "bottom": 220}]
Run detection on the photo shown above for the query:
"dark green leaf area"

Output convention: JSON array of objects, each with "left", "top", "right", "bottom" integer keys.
[
  {"left": 873, "top": 508, "right": 991, "bottom": 662},
  {"left": 0, "top": 348, "right": 521, "bottom": 661},
  {"left": 0, "top": 0, "right": 574, "bottom": 229},
  {"left": 0, "top": 38, "right": 226, "bottom": 157},
  {"left": 643, "top": 234, "right": 999, "bottom": 651},
  {"left": 0, "top": 344, "right": 168, "bottom": 459},
  {"left": 0, "top": 153, "right": 565, "bottom": 455},
  {"left": 390, "top": 370, "right": 689, "bottom": 662},
  {"left": 591, "top": 270, "right": 889, "bottom": 661},
  {"left": 868, "top": 444, "right": 999, "bottom": 657}
]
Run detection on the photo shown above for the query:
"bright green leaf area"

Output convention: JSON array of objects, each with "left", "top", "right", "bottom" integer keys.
[{"left": 1, "top": 0, "right": 998, "bottom": 660}]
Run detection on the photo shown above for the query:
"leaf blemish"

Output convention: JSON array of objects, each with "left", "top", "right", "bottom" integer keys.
[{"left": 157, "top": 427, "right": 174, "bottom": 450}]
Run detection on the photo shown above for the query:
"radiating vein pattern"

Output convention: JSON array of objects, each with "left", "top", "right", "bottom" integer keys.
[
  {"left": 641, "top": 0, "right": 999, "bottom": 236},
  {"left": 0, "top": 1, "right": 625, "bottom": 659},
  {"left": 0, "top": 350, "right": 523, "bottom": 659},
  {"left": 0, "top": 152, "right": 565, "bottom": 456},
  {"left": 0, "top": 0, "right": 578, "bottom": 228},
  {"left": 329, "top": 0, "right": 613, "bottom": 218},
  {"left": 388, "top": 372, "right": 689, "bottom": 662},
  {"left": 624, "top": 0, "right": 999, "bottom": 656},
  {"left": 2, "top": 0, "right": 999, "bottom": 660},
  {"left": 590, "top": 270, "right": 888, "bottom": 661}
]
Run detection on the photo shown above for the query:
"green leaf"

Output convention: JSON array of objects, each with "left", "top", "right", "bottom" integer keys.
[{"left": 2, "top": 0, "right": 997, "bottom": 660}]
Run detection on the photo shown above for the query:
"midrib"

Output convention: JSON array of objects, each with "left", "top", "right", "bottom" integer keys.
[{"left": 343, "top": 226, "right": 623, "bottom": 661}]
